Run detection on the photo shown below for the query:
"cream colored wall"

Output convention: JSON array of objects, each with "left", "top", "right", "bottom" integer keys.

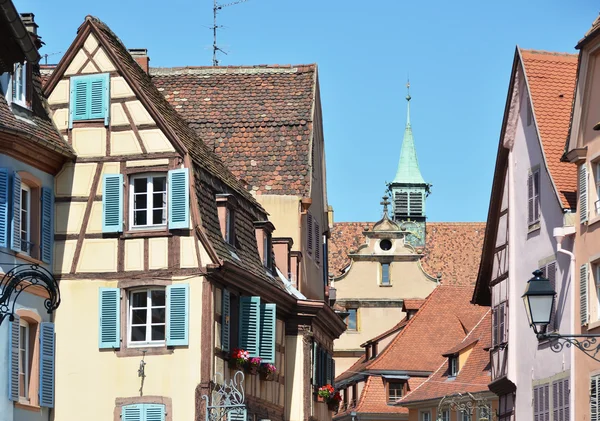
[
  {"left": 257, "top": 195, "right": 301, "bottom": 251},
  {"left": 458, "top": 342, "right": 476, "bottom": 371},
  {"left": 53, "top": 277, "right": 203, "bottom": 421},
  {"left": 335, "top": 307, "right": 405, "bottom": 351},
  {"left": 285, "top": 335, "right": 305, "bottom": 421},
  {"left": 334, "top": 356, "right": 360, "bottom": 378}
]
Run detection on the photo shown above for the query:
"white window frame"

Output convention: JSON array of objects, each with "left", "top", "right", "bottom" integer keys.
[
  {"left": 129, "top": 173, "right": 167, "bottom": 230},
  {"left": 347, "top": 308, "right": 358, "bottom": 331},
  {"left": 18, "top": 318, "right": 29, "bottom": 400},
  {"left": 419, "top": 410, "right": 431, "bottom": 421},
  {"left": 596, "top": 162, "right": 600, "bottom": 216},
  {"left": 458, "top": 409, "right": 472, "bottom": 421},
  {"left": 20, "top": 184, "right": 31, "bottom": 255},
  {"left": 440, "top": 410, "right": 450, "bottom": 421},
  {"left": 450, "top": 356, "right": 458, "bottom": 377},
  {"left": 12, "top": 62, "right": 27, "bottom": 107},
  {"left": 128, "top": 288, "right": 167, "bottom": 347}
]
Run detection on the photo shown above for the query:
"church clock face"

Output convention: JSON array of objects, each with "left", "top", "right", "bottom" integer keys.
[{"left": 400, "top": 221, "right": 426, "bottom": 248}]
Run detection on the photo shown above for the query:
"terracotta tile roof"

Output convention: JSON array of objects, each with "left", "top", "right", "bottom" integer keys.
[
  {"left": 367, "top": 285, "right": 488, "bottom": 372},
  {"left": 51, "top": 17, "right": 283, "bottom": 289},
  {"left": 577, "top": 14, "right": 600, "bottom": 48},
  {"left": 402, "top": 299, "right": 425, "bottom": 311},
  {"left": 520, "top": 49, "right": 578, "bottom": 209},
  {"left": 360, "top": 317, "right": 408, "bottom": 348},
  {"left": 400, "top": 311, "right": 491, "bottom": 405},
  {"left": 150, "top": 65, "right": 317, "bottom": 196},
  {"left": 335, "top": 352, "right": 372, "bottom": 383},
  {"left": 329, "top": 222, "right": 485, "bottom": 286}
]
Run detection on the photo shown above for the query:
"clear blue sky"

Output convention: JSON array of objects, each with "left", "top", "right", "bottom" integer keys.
[{"left": 16, "top": 0, "right": 598, "bottom": 222}]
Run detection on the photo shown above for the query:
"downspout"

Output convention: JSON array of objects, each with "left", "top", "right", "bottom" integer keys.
[{"left": 553, "top": 225, "right": 576, "bottom": 421}]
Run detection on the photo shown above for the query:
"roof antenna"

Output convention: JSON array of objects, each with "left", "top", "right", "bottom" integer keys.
[{"left": 211, "top": 0, "right": 249, "bottom": 66}]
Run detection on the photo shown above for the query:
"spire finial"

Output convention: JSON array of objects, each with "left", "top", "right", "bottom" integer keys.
[
  {"left": 406, "top": 79, "right": 411, "bottom": 102},
  {"left": 380, "top": 195, "right": 390, "bottom": 216},
  {"left": 405, "top": 79, "right": 411, "bottom": 126}
]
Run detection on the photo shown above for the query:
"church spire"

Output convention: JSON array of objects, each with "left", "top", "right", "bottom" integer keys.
[{"left": 392, "top": 81, "right": 425, "bottom": 185}]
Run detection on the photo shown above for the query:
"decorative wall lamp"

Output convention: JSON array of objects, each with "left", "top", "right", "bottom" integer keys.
[
  {"left": 523, "top": 270, "right": 600, "bottom": 362},
  {"left": 0, "top": 264, "right": 60, "bottom": 326}
]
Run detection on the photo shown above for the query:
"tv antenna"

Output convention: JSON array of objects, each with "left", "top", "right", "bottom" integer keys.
[{"left": 211, "top": 0, "right": 249, "bottom": 66}]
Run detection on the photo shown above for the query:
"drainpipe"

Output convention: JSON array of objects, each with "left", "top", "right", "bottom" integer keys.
[{"left": 553, "top": 225, "right": 576, "bottom": 421}]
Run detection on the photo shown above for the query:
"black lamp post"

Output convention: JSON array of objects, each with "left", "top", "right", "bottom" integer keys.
[{"left": 523, "top": 269, "right": 600, "bottom": 362}]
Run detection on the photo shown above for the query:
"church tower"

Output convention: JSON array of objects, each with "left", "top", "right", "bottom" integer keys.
[{"left": 389, "top": 83, "right": 428, "bottom": 247}]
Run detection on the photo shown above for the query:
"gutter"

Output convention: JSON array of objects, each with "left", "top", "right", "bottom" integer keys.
[{"left": 0, "top": 0, "right": 40, "bottom": 63}]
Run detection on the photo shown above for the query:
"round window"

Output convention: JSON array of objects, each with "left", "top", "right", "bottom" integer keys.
[{"left": 379, "top": 239, "right": 392, "bottom": 251}]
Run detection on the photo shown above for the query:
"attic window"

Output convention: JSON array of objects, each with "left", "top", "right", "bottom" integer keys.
[
  {"left": 254, "top": 220, "right": 275, "bottom": 271},
  {"left": 216, "top": 194, "right": 238, "bottom": 246},
  {"left": 379, "top": 239, "right": 392, "bottom": 251},
  {"left": 387, "top": 381, "right": 405, "bottom": 404},
  {"left": 449, "top": 356, "right": 458, "bottom": 377},
  {"left": 11, "top": 62, "right": 29, "bottom": 108}
]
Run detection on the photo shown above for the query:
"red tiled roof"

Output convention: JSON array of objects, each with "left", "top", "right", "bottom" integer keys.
[
  {"left": 360, "top": 317, "right": 408, "bottom": 348},
  {"left": 403, "top": 299, "right": 425, "bottom": 311},
  {"left": 367, "top": 285, "right": 488, "bottom": 372},
  {"left": 520, "top": 49, "right": 578, "bottom": 209},
  {"left": 577, "top": 14, "right": 600, "bottom": 48},
  {"left": 400, "top": 311, "right": 491, "bottom": 405},
  {"left": 329, "top": 222, "right": 486, "bottom": 286},
  {"left": 151, "top": 65, "right": 317, "bottom": 197}
]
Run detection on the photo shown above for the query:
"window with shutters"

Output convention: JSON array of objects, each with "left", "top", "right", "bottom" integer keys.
[
  {"left": 533, "top": 383, "right": 550, "bottom": 421},
  {"left": 540, "top": 261, "right": 557, "bottom": 331},
  {"left": 595, "top": 265, "right": 600, "bottom": 322},
  {"left": 387, "top": 381, "right": 405, "bottom": 404},
  {"left": 69, "top": 73, "right": 109, "bottom": 125},
  {"left": 307, "top": 213, "right": 314, "bottom": 258},
  {"left": 346, "top": 308, "right": 358, "bottom": 331},
  {"left": 592, "top": 375, "right": 600, "bottom": 421},
  {"left": 581, "top": 163, "right": 589, "bottom": 224},
  {"left": 314, "top": 220, "right": 321, "bottom": 264},
  {"left": 18, "top": 319, "right": 30, "bottom": 400},
  {"left": 381, "top": 263, "right": 390, "bottom": 285},
  {"left": 238, "top": 296, "right": 276, "bottom": 362},
  {"left": 121, "top": 403, "right": 166, "bottom": 421},
  {"left": 492, "top": 301, "right": 508, "bottom": 347},
  {"left": 594, "top": 162, "right": 600, "bottom": 216},
  {"left": 128, "top": 288, "right": 167, "bottom": 346},
  {"left": 581, "top": 264, "right": 590, "bottom": 326},
  {"left": 553, "top": 378, "right": 569, "bottom": 421},
  {"left": 130, "top": 173, "right": 167, "bottom": 229},
  {"left": 528, "top": 168, "right": 541, "bottom": 229}
]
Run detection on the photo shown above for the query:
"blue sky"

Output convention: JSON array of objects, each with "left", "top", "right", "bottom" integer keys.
[{"left": 16, "top": 0, "right": 599, "bottom": 222}]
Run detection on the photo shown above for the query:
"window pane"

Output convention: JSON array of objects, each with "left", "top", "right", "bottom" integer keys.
[
  {"left": 153, "top": 176, "right": 166, "bottom": 192},
  {"left": 151, "top": 325, "right": 165, "bottom": 341},
  {"left": 151, "top": 290, "right": 165, "bottom": 306},
  {"left": 347, "top": 309, "right": 357, "bottom": 330},
  {"left": 151, "top": 308, "right": 165, "bottom": 324},
  {"left": 134, "top": 194, "right": 147, "bottom": 210},
  {"left": 131, "top": 292, "right": 147, "bottom": 308},
  {"left": 153, "top": 192, "right": 165, "bottom": 208},
  {"left": 134, "top": 210, "right": 147, "bottom": 226},
  {"left": 132, "top": 309, "right": 147, "bottom": 325},
  {"left": 134, "top": 178, "right": 147, "bottom": 193},
  {"left": 153, "top": 209, "right": 165, "bottom": 225},
  {"left": 131, "top": 325, "right": 146, "bottom": 342}
]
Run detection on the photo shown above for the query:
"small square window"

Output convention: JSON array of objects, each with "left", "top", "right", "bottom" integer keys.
[
  {"left": 346, "top": 309, "right": 358, "bottom": 331},
  {"left": 130, "top": 173, "right": 167, "bottom": 230},
  {"left": 387, "top": 381, "right": 404, "bottom": 404},
  {"left": 128, "top": 288, "right": 166, "bottom": 346}
]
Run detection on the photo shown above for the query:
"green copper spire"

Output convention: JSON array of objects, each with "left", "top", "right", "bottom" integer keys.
[{"left": 392, "top": 82, "right": 425, "bottom": 185}]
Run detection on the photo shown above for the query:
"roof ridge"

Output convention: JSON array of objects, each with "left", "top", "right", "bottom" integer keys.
[
  {"left": 519, "top": 48, "right": 577, "bottom": 58},
  {"left": 150, "top": 64, "right": 316, "bottom": 76}
]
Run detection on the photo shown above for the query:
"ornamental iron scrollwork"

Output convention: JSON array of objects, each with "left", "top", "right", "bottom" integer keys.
[
  {"left": 437, "top": 392, "right": 495, "bottom": 421},
  {"left": 0, "top": 264, "right": 60, "bottom": 326},
  {"left": 541, "top": 333, "right": 600, "bottom": 363},
  {"left": 202, "top": 371, "right": 247, "bottom": 421}
]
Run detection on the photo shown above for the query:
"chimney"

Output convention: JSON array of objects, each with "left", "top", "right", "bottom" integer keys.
[
  {"left": 129, "top": 48, "right": 149, "bottom": 73},
  {"left": 20, "top": 13, "right": 42, "bottom": 49}
]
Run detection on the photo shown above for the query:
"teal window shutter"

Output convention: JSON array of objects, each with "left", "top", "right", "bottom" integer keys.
[
  {"left": 326, "top": 353, "right": 332, "bottom": 384},
  {"left": 144, "top": 404, "right": 166, "bottom": 421},
  {"left": 122, "top": 404, "right": 143, "bottom": 421},
  {"left": 259, "top": 303, "right": 276, "bottom": 363},
  {"left": 239, "top": 296, "right": 261, "bottom": 357},
  {"left": 102, "top": 174, "right": 123, "bottom": 233},
  {"left": 99, "top": 287, "right": 121, "bottom": 349},
  {"left": 39, "top": 322, "right": 55, "bottom": 407},
  {"left": 70, "top": 74, "right": 109, "bottom": 126},
  {"left": 228, "top": 408, "right": 247, "bottom": 421},
  {"left": 0, "top": 168, "right": 8, "bottom": 248},
  {"left": 222, "top": 289, "right": 231, "bottom": 352},
  {"left": 41, "top": 187, "right": 54, "bottom": 264},
  {"left": 8, "top": 315, "right": 19, "bottom": 401},
  {"left": 10, "top": 172, "right": 21, "bottom": 252},
  {"left": 166, "top": 284, "right": 189, "bottom": 346},
  {"left": 168, "top": 168, "right": 190, "bottom": 230},
  {"left": 312, "top": 342, "right": 317, "bottom": 385}
]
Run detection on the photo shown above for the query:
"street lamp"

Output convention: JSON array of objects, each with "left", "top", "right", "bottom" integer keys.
[
  {"left": 522, "top": 270, "right": 556, "bottom": 336},
  {"left": 523, "top": 269, "right": 600, "bottom": 362}
]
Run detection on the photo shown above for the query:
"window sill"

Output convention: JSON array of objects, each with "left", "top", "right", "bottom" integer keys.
[
  {"left": 15, "top": 252, "right": 44, "bottom": 266},
  {"left": 588, "top": 214, "right": 600, "bottom": 228},
  {"left": 115, "top": 346, "right": 174, "bottom": 358},
  {"left": 14, "top": 402, "right": 41, "bottom": 412},
  {"left": 378, "top": 284, "right": 393, "bottom": 287},
  {"left": 528, "top": 224, "right": 541, "bottom": 234},
  {"left": 122, "top": 230, "right": 172, "bottom": 239},
  {"left": 588, "top": 320, "right": 600, "bottom": 332}
]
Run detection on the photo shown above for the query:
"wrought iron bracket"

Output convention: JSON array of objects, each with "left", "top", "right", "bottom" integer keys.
[
  {"left": 0, "top": 264, "right": 60, "bottom": 326},
  {"left": 437, "top": 392, "right": 495, "bottom": 421},
  {"left": 540, "top": 333, "right": 600, "bottom": 362}
]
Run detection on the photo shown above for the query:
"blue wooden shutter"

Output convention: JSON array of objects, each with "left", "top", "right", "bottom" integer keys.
[
  {"left": 222, "top": 289, "right": 231, "bottom": 352},
  {"left": 122, "top": 404, "right": 143, "bottom": 421},
  {"left": 41, "top": 187, "right": 54, "bottom": 264},
  {"left": 239, "top": 296, "right": 261, "bottom": 357},
  {"left": 228, "top": 408, "right": 247, "bottom": 421},
  {"left": 99, "top": 287, "right": 120, "bottom": 348},
  {"left": 0, "top": 168, "right": 8, "bottom": 248},
  {"left": 168, "top": 168, "right": 190, "bottom": 230},
  {"left": 70, "top": 77, "right": 89, "bottom": 127},
  {"left": 144, "top": 404, "right": 166, "bottom": 421},
  {"left": 39, "top": 322, "right": 55, "bottom": 407},
  {"left": 8, "top": 315, "right": 19, "bottom": 401},
  {"left": 89, "top": 74, "right": 109, "bottom": 123},
  {"left": 10, "top": 172, "right": 21, "bottom": 252},
  {"left": 326, "top": 353, "right": 333, "bottom": 384},
  {"left": 312, "top": 342, "right": 317, "bottom": 385},
  {"left": 167, "top": 284, "right": 189, "bottom": 346},
  {"left": 259, "top": 303, "right": 276, "bottom": 363},
  {"left": 102, "top": 174, "right": 123, "bottom": 233}
]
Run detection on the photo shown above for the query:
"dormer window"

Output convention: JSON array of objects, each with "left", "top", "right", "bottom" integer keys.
[
  {"left": 69, "top": 73, "right": 110, "bottom": 127},
  {"left": 12, "top": 62, "right": 27, "bottom": 107},
  {"left": 216, "top": 194, "right": 237, "bottom": 246},
  {"left": 254, "top": 221, "right": 275, "bottom": 271},
  {"left": 387, "top": 381, "right": 405, "bottom": 404},
  {"left": 449, "top": 356, "right": 458, "bottom": 377}
]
